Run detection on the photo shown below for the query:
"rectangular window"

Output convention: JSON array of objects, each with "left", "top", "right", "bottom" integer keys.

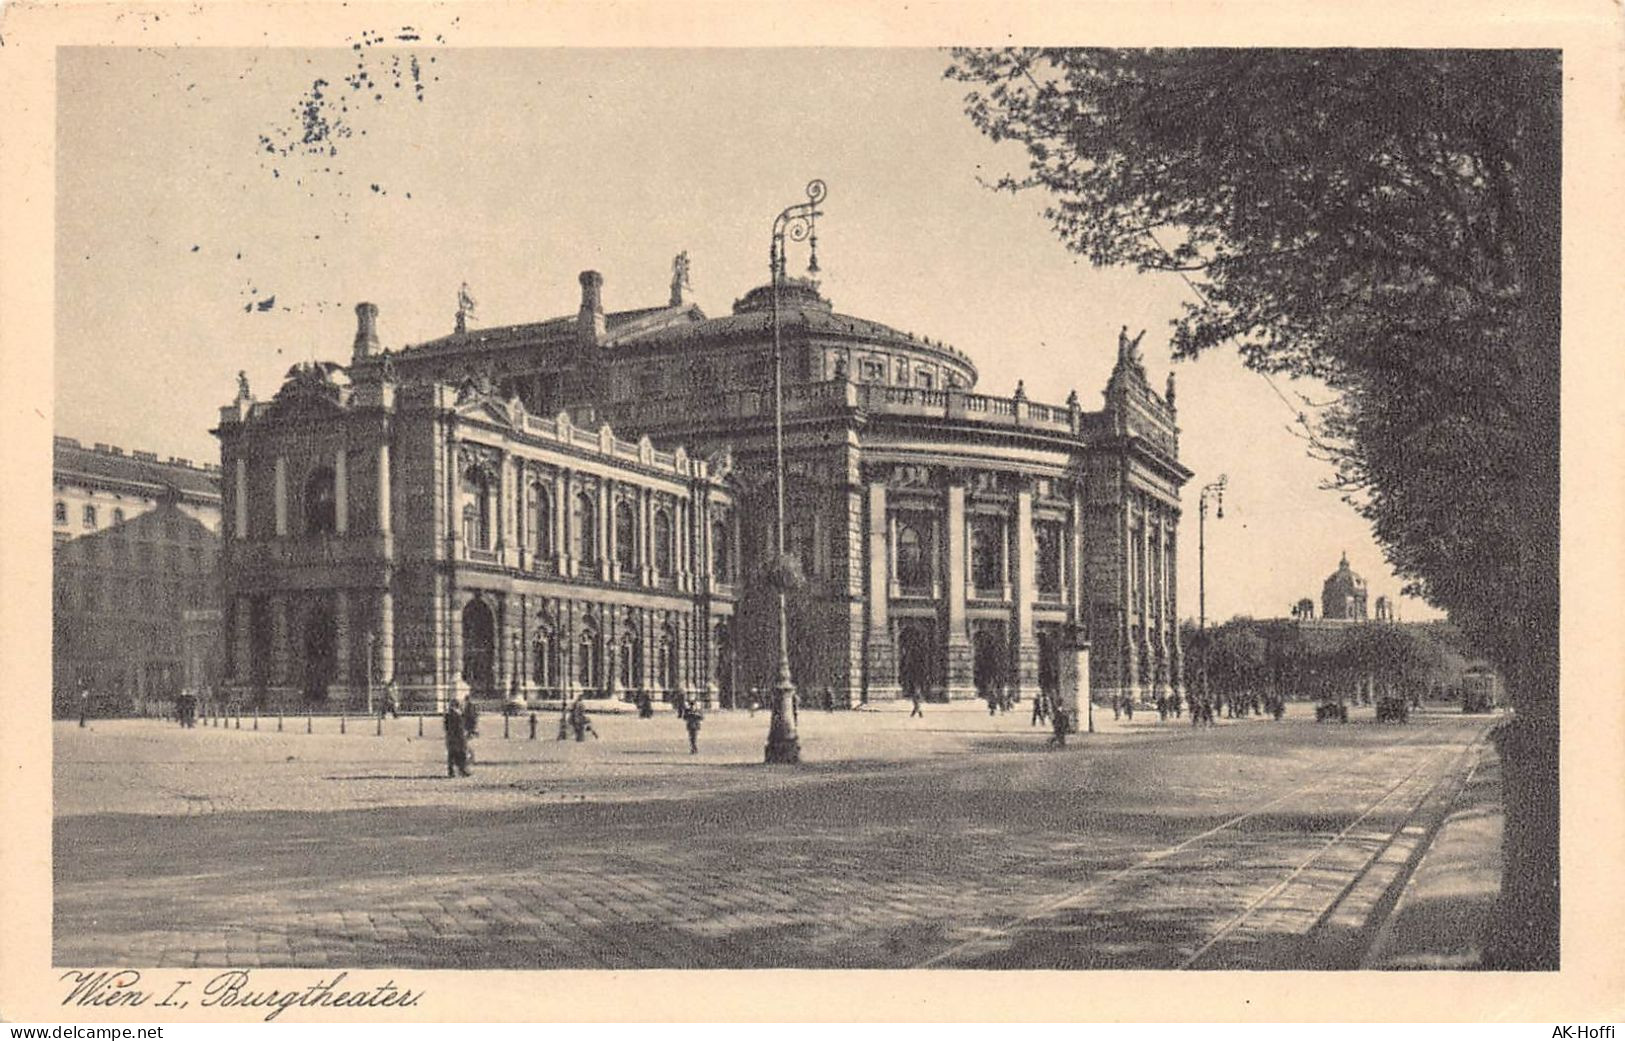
[
  {"left": 82, "top": 505, "right": 97, "bottom": 528},
  {"left": 54, "top": 501, "right": 67, "bottom": 524}
]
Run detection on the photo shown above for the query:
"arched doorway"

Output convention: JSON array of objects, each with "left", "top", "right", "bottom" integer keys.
[
  {"left": 301, "top": 602, "right": 338, "bottom": 701},
  {"left": 461, "top": 599, "right": 496, "bottom": 697},
  {"left": 972, "top": 623, "right": 1007, "bottom": 701},
  {"left": 897, "top": 619, "right": 937, "bottom": 702}
]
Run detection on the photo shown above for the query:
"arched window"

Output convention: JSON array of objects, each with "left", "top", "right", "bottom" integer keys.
[
  {"left": 305, "top": 467, "right": 337, "bottom": 535},
  {"left": 1036, "top": 524, "right": 1063, "bottom": 594},
  {"left": 577, "top": 613, "right": 602, "bottom": 691},
  {"left": 653, "top": 508, "right": 673, "bottom": 575},
  {"left": 971, "top": 520, "right": 1002, "bottom": 593},
  {"left": 615, "top": 500, "right": 637, "bottom": 571},
  {"left": 461, "top": 468, "right": 492, "bottom": 549},
  {"left": 711, "top": 519, "right": 731, "bottom": 582},
  {"left": 573, "top": 491, "right": 597, "bottom": 566},
  {"left": 897, "top": 523, "right": 930, "bottom": 590},
  {"left": 532, "top": 625, "right": 556, "bottom": 689},
  {"left": 529, "top": 483, "right": 552, "bottom": 559},
  {"left": 619, "top": 629, "right": 642, "bottom": 690},
  {"left": 657, "top": 621, "right": 678, "bottom": 691}
]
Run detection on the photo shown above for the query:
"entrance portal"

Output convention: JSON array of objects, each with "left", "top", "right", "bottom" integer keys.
[
  {"left": 897, "top": 620, "right": 937, "bottom": 702},
  {"left": 972, "top": 624, "right": 1007, "bottom": 700},
  {"left": 301, "top": 604, "right": 337, "bottom": 701},
  {"left": 461, "top": 599, "right": 496, "bottom": 697}
]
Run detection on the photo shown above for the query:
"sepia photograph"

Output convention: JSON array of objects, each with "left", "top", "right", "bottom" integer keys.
[{"left": 4, "top": 1, "right": 1622, "bottom": 1026}]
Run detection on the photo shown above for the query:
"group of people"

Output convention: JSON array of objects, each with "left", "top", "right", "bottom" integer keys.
[
  {"left": 1104, "top": 689, "right": 1288, "bottom": 727},
  {"left": 443, "top": 692, "right": 711, "bottom": 774}
]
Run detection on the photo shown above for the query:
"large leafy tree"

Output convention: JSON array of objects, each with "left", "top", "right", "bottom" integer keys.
[{"left": 948, "top": 48, "right": 1559, "bottom": 968}]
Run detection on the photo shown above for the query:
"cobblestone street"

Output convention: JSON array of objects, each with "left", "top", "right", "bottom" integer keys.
[{"left": 54, "top": 703, "right": 1495, "bottom": 969}]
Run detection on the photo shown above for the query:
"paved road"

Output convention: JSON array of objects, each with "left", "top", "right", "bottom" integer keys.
[{"left": 54, "top": 703, "right": 1493, "bottom": 969}]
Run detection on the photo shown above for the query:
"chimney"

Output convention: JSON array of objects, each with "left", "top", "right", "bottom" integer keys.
[
  {"left": 577, "top": 270, "right": 606, "bottom": 345},
  {"left": 353, "top": 302, "right": 380, "bottom": 358}
]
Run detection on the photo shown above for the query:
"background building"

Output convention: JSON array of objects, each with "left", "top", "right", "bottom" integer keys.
[
  {"left": 216, "top": 260, "right": 1192, "bottom": 711},
  {"left": 51, "top": 437, "right": 222, "bottom": 714}
]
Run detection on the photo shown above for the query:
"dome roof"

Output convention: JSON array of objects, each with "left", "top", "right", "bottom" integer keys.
[{"left": 1322, "top": 551, "right": 1367, "bottom": 595}]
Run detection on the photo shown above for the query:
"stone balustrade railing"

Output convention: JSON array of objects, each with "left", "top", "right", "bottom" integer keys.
[{"left": 611, "top": 379, "right": 1109, "bottom": 437}]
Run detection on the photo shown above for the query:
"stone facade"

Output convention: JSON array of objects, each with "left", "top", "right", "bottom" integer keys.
[
  {"left": 51, "top": 437, "right": 222, "bottom": 713},
  {"left": 216, "top": 264, "right": 1191, "bottom": 710},
  {"left": 214, "top": 364, "right": 736, "bottom": 712}
]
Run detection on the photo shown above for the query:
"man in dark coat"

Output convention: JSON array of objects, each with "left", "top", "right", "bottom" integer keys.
[
  {"left": 683, "top": 704, "right": 703, "bottom": 754},
  {"left": 443, "top": 701, "right": 471, "bottom": 777}
]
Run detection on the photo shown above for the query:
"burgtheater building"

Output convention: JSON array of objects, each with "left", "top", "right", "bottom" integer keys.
[{"left": 215, "top": 259, "right": 1191, "bottom": 711}]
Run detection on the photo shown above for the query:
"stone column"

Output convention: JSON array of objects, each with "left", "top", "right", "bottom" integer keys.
[
  {"left": 598, "top": 480, "right": 611, "bottom": 581},
  {"left": 273, "top": 456, "right": 288, "bottom": 537},
  {"left": 447, "top": 591, "right": 463, "bottom": 698},
  {"left": 555, "top": 470, "right": 569, "bottom": 575},
  {"left": 945, "top": 480, "right": 973, "bottom": 699},
  {"left": 1014, "top": 481, "right": 1039, "bottom": 695},
  {"left": 333, "top": 590, "right": 350, "bottom": 703},
  {"left": 376, "top": 442, "right": 392, "bottom": 535},
  {"left": 1142, "top": 504, "right": 1157, "bottom": 699},
  {"left": 377, "top": 586, "right": 395, "bottom": 688},
  {"left": 233, "top": 459, "right": 248, "bottom": 539},
  {"left": 864, "top": 480, "right": 897, "bottom": 699},
  {"left": 334, "top": 448, "right": 348, "bottom": 535},
  {"left": 640, "top": 488, "right": 653, "bottom": 586},
  {"left": 270, "top": 595, "right": 290, "bottom": 686},
  {"left": 1121, "top": 501, "right": 1138, "bottom": 701},
  {"left": 233, "top": 595, "right": 251, "bottom": 683}
]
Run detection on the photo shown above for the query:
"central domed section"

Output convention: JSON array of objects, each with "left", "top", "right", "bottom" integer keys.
[{"left": 733, "top": 277, "right": 834, "bottom": 315}]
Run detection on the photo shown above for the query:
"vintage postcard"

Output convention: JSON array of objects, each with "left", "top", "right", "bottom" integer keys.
[{"left": 1, "top": 0, "right": 1622, "bottom": 1025}]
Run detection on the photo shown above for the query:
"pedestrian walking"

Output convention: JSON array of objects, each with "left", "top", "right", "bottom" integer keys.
[
  {"left": 1031, "top": 692, "right": 1048, "bottom": 727},
  {"left": 683, "top": 703, "right": 704, "bottom": 754},
  {"left": 1048, "top": 705, "right": 1069, "bottom": 747},
  {"left": 745, "top": 689, "right": 759, "bottom": 718},
  {"left": 443, "top": 701, "right": 471, "bottom": 777},
  {"left": 461, "top": 697, "right": 480, "bottom": 739},
  {"left": 568, "top": 697, "right": 597, "bottom": 742},
  {"left": 909, "top": 689, "right": 924, "bottom": 718}
]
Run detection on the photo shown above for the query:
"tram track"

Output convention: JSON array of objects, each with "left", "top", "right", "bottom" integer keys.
[
  {"left": 1178, "top": 728, "right": 1483, "bottom": 969},
  {"left": 913, "top": 714, "right": 1489, "bottom": 969}
]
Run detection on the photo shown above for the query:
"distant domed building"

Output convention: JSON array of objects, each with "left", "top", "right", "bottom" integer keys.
[{"left": 1321, "top": 552, "right": 1369, "bottom": 621}]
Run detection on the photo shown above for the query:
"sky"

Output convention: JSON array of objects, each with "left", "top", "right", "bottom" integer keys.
[{"left": 54, "top": 46, "right": 1443, "bottom": 624}]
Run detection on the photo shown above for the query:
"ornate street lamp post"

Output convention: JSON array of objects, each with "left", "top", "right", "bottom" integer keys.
[
  {"left": 764, "top": 179, "right": 826, "bottom": 765},
  {"left": 1197, "top": 474, "right": 1227, "bottom": 702},
  {"left": 1197, "top": 475, "right": 1227, "bottom": 633}
]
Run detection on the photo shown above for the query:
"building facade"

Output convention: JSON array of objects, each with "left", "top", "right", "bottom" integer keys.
[
  {"left": 51, "top": 437, "right": 223, "bottom": 713},
  {"left": 214, "top": 363, "right": 737, "bottom": 710},
  {"left": 216, "top": 261, "right": 1191, "bottom": 710}
]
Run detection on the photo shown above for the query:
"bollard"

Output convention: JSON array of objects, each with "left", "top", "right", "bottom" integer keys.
[
  {"left": 235, "top": 709, "right": 241, "bottom": 730},
  {"left": 340, "top": 711, "right": 347, "bottom": 735},
  {"left": 277, "top": 709, "right": 284, "bottom": 732},
  {"left": 529, "top": 712, "right": 538, "bottom": 740},
  {"left": 306, "top": 709, "right": 312, "bottom": 734},
  {"left": 504, "top": 714, "right": 510, "bottom": 740},
  {"left": 418, "top": 714, "right": 424, "bottom": 738},
  {"left": 376, "top": 713, "right": 383, "bottom": 737},
  {"left": 253, "top": 707, "right": 259, "bottom": 731}
]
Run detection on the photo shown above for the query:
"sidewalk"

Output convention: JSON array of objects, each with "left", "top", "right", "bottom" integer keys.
[{"left": 1363, "top": 735, "right": 1504, "bottom": 969}]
